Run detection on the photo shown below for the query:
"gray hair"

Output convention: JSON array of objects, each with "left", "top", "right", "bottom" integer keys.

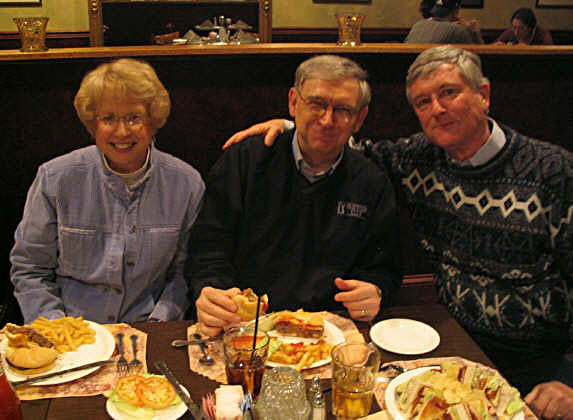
[
  {"left": 74, "top": 58, "right": 170, "bottom": 136},
  {"left": 294, "top": 55, "right": 371, "bottom": 109},
  {"left": 405, "top": 46, "right": 489, "bottom": 104}
]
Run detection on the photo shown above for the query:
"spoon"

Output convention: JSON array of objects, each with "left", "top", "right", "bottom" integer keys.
[
  {"left": 170, "top": 335, "right": 219, "bottom": 348},
  {"left": 192, "top": 333, "right": 214, "bottom": 365}
]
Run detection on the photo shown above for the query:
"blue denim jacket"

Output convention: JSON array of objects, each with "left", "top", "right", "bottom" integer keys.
[{"left": 10, "top": 145, "right": 205, "bottom": 323}]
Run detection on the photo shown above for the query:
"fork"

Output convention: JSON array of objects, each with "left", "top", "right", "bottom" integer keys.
[
  {"left": 116, "top": 333, "right": 129, "bottom": 375},
  {"left": 128, "top": 334, "right": 142, "bottom": 372}
]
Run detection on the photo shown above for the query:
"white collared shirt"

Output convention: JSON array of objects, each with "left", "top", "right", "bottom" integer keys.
[
  {"left": 450, "top": 119, "right": 507, "bottom": 167},
  {"left": 292, "top": 131, "right": 344, "bottom": 183}
]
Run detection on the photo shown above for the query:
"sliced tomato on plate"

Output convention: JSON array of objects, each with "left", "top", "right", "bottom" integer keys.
[
  {"left": 116, "top": 375, "right": 145, "bottom": 407},
  {"left": 135, "top": 376, "right": 177, "bottom": 409}
]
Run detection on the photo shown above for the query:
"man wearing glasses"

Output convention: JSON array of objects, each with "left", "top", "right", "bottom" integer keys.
[{"left": 187, "top": 55, "right": 401, "bottom": 337}]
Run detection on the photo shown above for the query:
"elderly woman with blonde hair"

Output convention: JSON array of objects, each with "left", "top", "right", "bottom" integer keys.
[{"left": 10, "top": 58, "right": 205, "bottom": 324}]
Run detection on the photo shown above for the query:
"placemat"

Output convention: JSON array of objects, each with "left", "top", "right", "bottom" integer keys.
[
  {"left": 187, "top": 311, "right": 364, "bottom": 383},
  {"left": 14, "top": 323, "right": 147, "bottom": 400},
  {"left": 373, "top": 356, "right": 538, "bottom": 420}
]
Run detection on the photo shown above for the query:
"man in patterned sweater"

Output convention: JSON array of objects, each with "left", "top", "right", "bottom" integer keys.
[{"left": 225, "top": 46, "right": 573, "bottom": 419}]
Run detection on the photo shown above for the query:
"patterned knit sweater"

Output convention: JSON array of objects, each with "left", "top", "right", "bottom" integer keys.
[{"left": 364, "top": 123, "right": 573, "bottom": 362}]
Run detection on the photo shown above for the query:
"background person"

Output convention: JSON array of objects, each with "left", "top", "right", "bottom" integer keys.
[
  {"left": 223, "top": 46, "right": 573, "bottom": 419},
  {"left": 420, "top": 0, "right": 436, "bottom": 19},
  {"left": 187, "top": 55, "right": 402, "bottom": 337},
  {"left": 10, "top": 58, "right": 205, "bottom": 324},
  {"left": 405, "top": 0, "right": 483, "bottom": 44},
  {"left": 495, "top": 8, "right": 553, "bottom": 45}
]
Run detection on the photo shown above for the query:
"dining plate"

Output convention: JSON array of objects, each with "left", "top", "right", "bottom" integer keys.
[
  {"left": 106, "top": 385, "right": 189, "bottom": 420},
  {"left": 266, "top": 320, "right": 345, "bottom": 370},
  {"left": 1, "top": 321, "right": 115, "bottom": 385},
  {"left": 369, "top": 318, "right": 439, "bottom": 355},
  {"left": 384, "top": 366, "right": 525, "bottom": 420}
]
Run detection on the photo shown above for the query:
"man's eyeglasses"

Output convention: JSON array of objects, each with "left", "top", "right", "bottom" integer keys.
[
  {"left": 96, "top": 113, "right": 147, "bottom": 129},
  {"left": 297, "top": 91, "right": 359, "bottom": 124}
]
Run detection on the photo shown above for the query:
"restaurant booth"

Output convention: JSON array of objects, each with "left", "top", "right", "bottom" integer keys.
[{"left": 2, "top": 44, "right": 572, "bottom": 312}]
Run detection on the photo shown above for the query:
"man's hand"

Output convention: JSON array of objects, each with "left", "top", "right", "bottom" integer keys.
[
  {"left": 196, "top": 286, "right": 242, "bottom": 336},
  {"left": 525, "top": 380, "right": 573, "bottom": 420},
  {"left": 222, "top": 119, "right": 287, "bottom": 150},
  {"left": 333, "top": 277, "right": 381, "bottom": 322}
]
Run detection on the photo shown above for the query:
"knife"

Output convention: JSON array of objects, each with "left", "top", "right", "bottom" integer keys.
[
  {"left": 11, "top": 359, "right": 114, "bottom": 388},
  {"left": 154, "top": 360, "right": 206, "bottom": 420}
]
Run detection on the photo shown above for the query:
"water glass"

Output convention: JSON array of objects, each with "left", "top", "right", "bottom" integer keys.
[
  {"left": 255, "top": 366, "right": 311, "bottom": 420},
  {"left": 331, "top": 342, "right": 381, "bottom": 420}
]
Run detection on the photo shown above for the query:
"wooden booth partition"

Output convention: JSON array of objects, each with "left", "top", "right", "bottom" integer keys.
[{"left": 1, "top": 44, "right": 572, "bottom": 310}]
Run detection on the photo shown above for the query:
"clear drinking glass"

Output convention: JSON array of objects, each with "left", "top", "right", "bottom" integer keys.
[
  {"left": 223, "top": 326, "right": 269, "bottom": 397},
  {"left": 331, "top": 342, "right": 381, "bottom": 420},
  {"left": 255, "top": 366, "right": 311, "bottom": 420}
]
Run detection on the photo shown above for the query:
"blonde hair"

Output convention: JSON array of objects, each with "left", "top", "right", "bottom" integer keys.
[{"left": 74, "top": 58, "right": 170, "bottom": 135}]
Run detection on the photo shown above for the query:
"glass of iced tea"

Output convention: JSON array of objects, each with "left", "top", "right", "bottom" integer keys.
[
  {"left": 223, "top": 326, "right": 269, "bottom": 397},
  {"left": 331, "top": 342, "right": 381, "bottom": 420}
]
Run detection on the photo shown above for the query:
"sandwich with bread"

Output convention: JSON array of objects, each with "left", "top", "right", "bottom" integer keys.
[
  {"left": 232, "top": 288, "right": 269, "bottom": 322},
  {"left": 272, "top": 309, "right": 324, "bottom": 339},
  {"left": 395, "top": 361, "right": 525, "bottom": 420},
  {"left": 2, "top": 323, "right": 59, "bottom": 375}
]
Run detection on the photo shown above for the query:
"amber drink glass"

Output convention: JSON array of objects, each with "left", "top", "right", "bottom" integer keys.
[
  {"left": 13, "top": 17, "right": 49, "bottom": 52},
  {"left": 331, "top": 342, "right": 381, "bottom": 420},
  {"left": 223, "top": 326, "right": 269, "bottom": 397}
]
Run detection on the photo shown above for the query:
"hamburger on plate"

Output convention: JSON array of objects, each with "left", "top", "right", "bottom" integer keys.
[{"left": 1, "top": 323, "right": 59, "bottom": 375}]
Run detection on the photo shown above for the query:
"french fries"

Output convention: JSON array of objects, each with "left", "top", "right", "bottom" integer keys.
[
  {"left": 268, "top": 340, "right": 333, "bottom": 370},
  {"left": 29, "top": 316, "right": 96, "bottom": 353}
]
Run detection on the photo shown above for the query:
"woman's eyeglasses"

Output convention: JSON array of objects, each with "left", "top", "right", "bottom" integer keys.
[{"left": 96, "top": 113, "right": 147, "bottom": 129}]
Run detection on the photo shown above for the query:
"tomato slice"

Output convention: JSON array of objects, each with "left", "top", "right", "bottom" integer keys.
[
  {"left": 135, "top": 376, "right": 177, "bottom": 409},
  {"left": 115, "top": 375, "right": 145, "bottom": 407}
]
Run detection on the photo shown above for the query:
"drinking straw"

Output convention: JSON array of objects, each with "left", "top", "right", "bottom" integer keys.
[{"left": 251, "top": 293, "right": 262, "bottom": 351}]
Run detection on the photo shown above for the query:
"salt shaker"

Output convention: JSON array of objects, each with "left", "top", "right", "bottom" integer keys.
[
  {"left": 311, "top": 387, "right": 326, "bottom": 420},
  {"left": 307, "top": 376, "right": 321, "bottom": 402}
]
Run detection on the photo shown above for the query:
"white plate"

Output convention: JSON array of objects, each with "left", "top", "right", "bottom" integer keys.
[
  {"left": 369, "top": 318, "right": 440, "bottom": 355},
  {"left": 266, "top": 320, "right": 345, "bottom": 370},
  {"left": 1, "top": 321, "right": 115, "bottom": 385},
  {"left": 385, "top": 366, "right": 524, "bottom": 420},
  {"left": 106, "top": 385, "right": 189, "bottom": 420}
]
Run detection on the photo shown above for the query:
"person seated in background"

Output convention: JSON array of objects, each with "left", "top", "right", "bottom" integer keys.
[
  {"left": 10, "top": 58, "right": 205, "bottom": 324},
  {"left": 405, "top": 0, "right": 483, "bottom": 44},
  {"left": 186, "top": 55, "right": 402, "bottom": 337},
  {"left": 419, "top": 0, "right": 436, "bottom": 19},
  {"left": 494, "top": 8, "right": 553, "bottom": 46},
  {"left": 223, "top": 46, "right": 573, "bottom": 420}
]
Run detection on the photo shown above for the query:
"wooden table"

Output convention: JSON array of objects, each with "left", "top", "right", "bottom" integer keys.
[{"left": 20, "top": 303, "right": 492, "bottom": 419}]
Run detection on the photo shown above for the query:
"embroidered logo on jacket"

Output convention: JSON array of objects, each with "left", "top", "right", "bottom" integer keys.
[{"left": 337, "top": 201, "right": 368, "bottom": 219}]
